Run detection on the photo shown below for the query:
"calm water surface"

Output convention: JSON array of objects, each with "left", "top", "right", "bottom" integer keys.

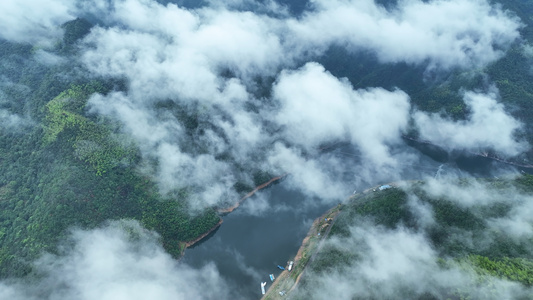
[
  {"left": 182, "top": 143, "right": 529, "bottom": 298},
  {"left": 183, "top": 185, "right": 330, "bottom": 299}
]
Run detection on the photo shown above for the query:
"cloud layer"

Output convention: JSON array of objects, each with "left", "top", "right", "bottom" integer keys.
[
  {"left": 290, "top": 0, "right": 522, "bottom": 69},
  {"left": 72, "top": 0, "right": 526, "bottom": 208},
  {"left": 296, "top": 224, "right": 532, "bottom": 300},
  {"left": 0, "top": 0, "right": 75, "bottom": 46},
  {"left": 293, "top": 177, "right": 533, "bottom": 299},
  {"left": 414, "top": 89, "right": 528, "bottom": 156},
  {"left": 0, "top": 221, "right": 233, "bottom": 300},
  {"left": 1, "top": 0, "right": 532, "bottom": 297},
  {"left": 272, "top": 62, "right": 410, "bottom": 164}
]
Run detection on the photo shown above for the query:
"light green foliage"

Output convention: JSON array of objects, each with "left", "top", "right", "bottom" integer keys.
[
  {"left": 466, "top": 255, "right": 533, "bottom": 286},
  {"left": 43, "top": 84, "right": 134, "bottom": 175},
  {"left": 0, "top": 32, "right": 227, "bottom": 281},
  {"left": 43, "top": 83, "right": 103, "bottom": 142},
  {"left": 0, "top": 80, "right": 221, "bottom": 278},
  {"left": 44, "top": 95, "right": 85, "bottom": 144},
  {"left": 0, "top": 128, "right": 221, "bottom": 277}
]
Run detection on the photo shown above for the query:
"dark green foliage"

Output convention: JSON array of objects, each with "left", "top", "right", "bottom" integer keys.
[
  {"left": 252, "top": 170, "right": 276, "bottom": 187},
  {"left": 0, "top": 124, "right": 221, "bottom": 276},
  {"left": 486, "top": 46, "right": 533, "bottom": 128},
  {"left": 61, "top": 18, "right": 93, "bottom": 48},
  {"left": 329, "top": 188, "right": 413, "bottom": 236},
  {"left": 305, "top": 177, "right": 533, "bottom": 296},
  {"left": 318, "top": 1, "right": 533, "bottom": 162},
  {"left": 0, "top": 40, "right": 33, "bottom": 84},
  {"left": 0, "top": 40, "right": 33, "bottom": 58},
  {"left": 496, "top": 0, "right": 533, "bottom": 41},
  {"left": 353, "top": 189, "right": 414, "bottom": 229},
  {"left": 0, "top": 77, "right": 221, "bottom": 278},
  {"left": 2, "top": 0, "right": 533, "bottom": 293},
  {"left": 430, "top": 199, "right": 484, "bottom": 230},
  {"left": 310, "top": 245, "right": 358, "bottom": 273},
  {"left": 0, "top": 123, "right": 219, "bottom": 277},
  {"left": 141, "top": 196, "right": 220, "bottom": 244},
  {"left": 514, "top": 174, "right": 533, "bottom": 193}
]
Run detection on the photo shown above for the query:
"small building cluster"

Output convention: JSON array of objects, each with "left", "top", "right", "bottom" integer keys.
[{"left": 379, "top": 184, "right": 392, "bottom": 191}]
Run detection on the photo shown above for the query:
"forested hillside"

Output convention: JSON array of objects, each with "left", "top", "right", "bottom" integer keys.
[
  {"left": 1, "top": 0, "right": 533, "bottom": 293},
  {"left": 319, "top": 0, "right": 533, "bottom": 162},
  {"left": 291, "top": 176, "right": 533, "bottom": 299},
  {"left": 0, "top": 19, "right": 220, "bottom": 278}
]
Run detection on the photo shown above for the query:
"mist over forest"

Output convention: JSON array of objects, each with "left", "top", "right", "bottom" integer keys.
[{"left": 2, "top": 0, "right": 533, "bottom": 299}]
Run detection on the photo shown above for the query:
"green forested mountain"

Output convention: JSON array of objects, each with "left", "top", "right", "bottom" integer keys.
[
  {"left": 0, "top": 91, "right": 220, "bottom": 278},
  {"left": 1, "top": 0, "right": 533, "bottom": 293},
  {"left": 0, "top": 20, "right": 220, "bottom": 278},
  {"left": 292, "top": 176, "right": 533, "bottom": 299},
  {"left": 318, "top": 0, "right": 533, "bottom": 162}
]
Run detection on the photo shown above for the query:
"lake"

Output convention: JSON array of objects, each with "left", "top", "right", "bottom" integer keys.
[{"left": 181, "top": 141, "right": 527, "bottom": 298}]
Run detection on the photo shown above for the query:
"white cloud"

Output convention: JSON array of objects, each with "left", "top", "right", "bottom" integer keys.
[
  {"left": 1, "top": 0, "right": 533, "bottom": 298},
  {"left": 267, "top": 143, "right": 349, "bottom": 201},
  {"left": 289, "top": 0, "right": 521, "bottom": 69},
  {"left": 2, "top": 0, "right": 520, "bottom": 210},
  {"left": 0, "top": 0, "right": 75, "bottom": 46},
  {"left": 0, "top": 221, "right": 232, "bottom": 300},
  {"left": 78, "top": 1, "right": 291, "bottom": 208},
  {"left": 407, "top": 194, "right": 436, "bottom": 229},
  {"left": 289, "top": 177, "right": 533, "bottom": 298},
  {"left": 88, "top": 92, "right": 239, "bottom": 209},
  {"left": 155, "top": 143, "right": 237, "bottom": 208},
  {"left": 297, "top": 224, "right": 531, "bottom": 299},
  {"left": 74, "top": 0, "right": 526, "bottom": 209},
  {"left": 272, "top": 62, "right": 411, "bottom": 166},
  {"left": 33, "top": 49, "right": 66, "bottom": 65},
  {"left": 417, "top": 177, "right": 533, "bottom": 246},
  {"left": 81, "top": 1, "right": 288, "bottom": 103},
  {"left": 414, "top": 89, "right": 528, "bottom": 156},
  {"left": 88, "top": 92, "right": 183, "bottom": 150},
  {"left": 488, "top": 194, "right": 533, "bottom": 240},
  {"left": 420, "top": 177, "right": 518, "bottom": 207},
  {"left": 0, "top": 110, "right": 31, "bottom": 129}
]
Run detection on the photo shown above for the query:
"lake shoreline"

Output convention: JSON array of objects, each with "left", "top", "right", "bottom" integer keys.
[
  {"left": 182, "top": 218, "right": 224, "bottom": 249},
  {"left": 183, "top": 174, "right": 288, "bottom": 250},
  {"left": 217, "top": 174, "right": 288, "bottom": 214},
  {"left": 262, "top": 182, "right": 401, "bottom": 299},
  {"left": 261, "top": 203, "right": 343, "bottom": 299}
]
